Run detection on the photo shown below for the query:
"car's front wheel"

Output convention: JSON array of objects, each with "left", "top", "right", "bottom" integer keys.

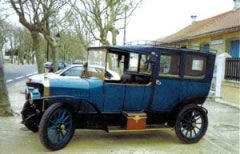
[
  {"left": 175, "top": 104, "right": 208, "bottom": 143},
  {"left": 21, "top": 101, "right": 40, "bottom": 132},
  {"left": 39, "top": 103, "right": 75, "bottom": 150}
]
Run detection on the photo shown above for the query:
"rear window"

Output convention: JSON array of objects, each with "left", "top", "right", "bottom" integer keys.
[
  {"left": 184, "top": 55, "right": 206, "bottom": 78},
  {"left": 159, "top": 53, "right": 180, "bottom": 77}
]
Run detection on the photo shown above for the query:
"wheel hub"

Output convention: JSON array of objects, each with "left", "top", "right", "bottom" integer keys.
[
  {"left": 60, "top": 124, "right": 65, "bottom": 130},
  {"left": 192, "top": 122, "right": 196, "bottom": 128},
  {"left": 57, "top": 123, "right": 66, "bottom": 135}
]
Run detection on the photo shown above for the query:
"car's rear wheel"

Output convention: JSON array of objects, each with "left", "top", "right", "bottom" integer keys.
[
  {"left": 21, "top": 101, "right": 40, "bottom": 132},
  {"left": 175, "top": 104, "right": 208, "bottom": 143},
  {"left": 39, "top": 103, "right": 75, "bottom": 150}
]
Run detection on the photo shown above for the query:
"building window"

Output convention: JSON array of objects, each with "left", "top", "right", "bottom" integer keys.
[
  {"left": 201, "top": 44, "right": 209, "bottom": 53},
  {"left": 230, "top": 40, "right": 240, "bottom": 58},
  {"left": 159, "top": 53, "right": 180, "bottom": 77},
  {"left": 184, "top": 55, "right": 206, "bottom": 78}
]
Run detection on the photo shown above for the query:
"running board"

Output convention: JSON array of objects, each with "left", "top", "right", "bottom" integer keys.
[{"left": 107, "top": 125, "right": 173, "bottom": 133}]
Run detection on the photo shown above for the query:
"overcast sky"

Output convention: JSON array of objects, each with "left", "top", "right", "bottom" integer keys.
[
  {"left": 124, "top": 0, "right": 234, "bottom": 43},
  {"left": 6, "top": 0, "right": 234, "bottom": 45}
]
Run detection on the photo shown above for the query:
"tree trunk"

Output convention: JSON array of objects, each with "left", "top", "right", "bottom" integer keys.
[
  {"left": 111, "top": 28, "right": 118, "bottom": 45},
  {"left": 26, "top": 51, "right": 30, "bottom": 64},
  {"left": 31, "top": 31, "right": 44, "bottom": 73},
  {"left": 50, "top": 45, "right": 57, "bottom": 72},
  {"left": 31, "top": 51, "right": 35, "bottom": 64},
  {"left": 0, "top": 46, "right": 12, "bottom": 116},
  {"left": 10, "top": 51, "right": 14, "bottom": 64}
]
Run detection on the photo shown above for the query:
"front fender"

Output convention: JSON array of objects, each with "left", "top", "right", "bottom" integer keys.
[{"left": 30, "top": 95, "right": 100, "bottom": 114}]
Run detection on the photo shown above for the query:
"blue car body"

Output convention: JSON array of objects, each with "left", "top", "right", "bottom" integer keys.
[
  {"left": 27, "top": 46, "right": 214, "bottom": 114},
  {"left": 23, "top": 45, "right": 216, "bottom": 149}
]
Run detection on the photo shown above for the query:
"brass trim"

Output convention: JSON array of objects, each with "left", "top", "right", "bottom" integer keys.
[{"left": 42, "top": 78, "right": 50, "bottom": 97}]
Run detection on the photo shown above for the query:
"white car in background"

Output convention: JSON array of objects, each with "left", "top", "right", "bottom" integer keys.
[{"left": 26, "top": 65, "right": 121, "bottom": 84}]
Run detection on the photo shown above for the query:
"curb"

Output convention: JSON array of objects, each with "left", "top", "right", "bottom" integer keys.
[
  {"left": 215, "top": 98, "right": 240, "bottom": 110},
  {"left": 6, "top": 72, "right": 37, "bottom": 84}
]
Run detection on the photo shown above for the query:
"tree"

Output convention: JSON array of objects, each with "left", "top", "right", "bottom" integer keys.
[
  {"left": 18, "top": 29, "right": 34, "bottom": 64},
  {"left": 3, "top": 24, "right": 36, "bottom": 64},
  {"left": 59, "top": 11, "right": 92, "bottom": 62},
  {"left": 10, "top": 0, "right": 45, "bottom": 73},
  {"left": 0, "top": 12, "right": 12, "bottom": 116},
  {"left": 10, "top": 0, "right": 69, "bottom": 72},
  {"left": 72, "top": 0, "right": 142, "bottom": 45}
]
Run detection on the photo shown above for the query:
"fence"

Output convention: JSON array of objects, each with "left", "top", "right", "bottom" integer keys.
[{"left": 224, "top": 57, "right": 240, "bottom": 81}]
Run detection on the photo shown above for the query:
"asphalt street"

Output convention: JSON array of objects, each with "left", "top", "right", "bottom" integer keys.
[{"left": 3, "top": 63, "right": 37, "bottom": 84}]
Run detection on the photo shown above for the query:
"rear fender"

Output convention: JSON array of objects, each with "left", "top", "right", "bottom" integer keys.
[
  {"left": 167, "top": 96, "right": 207, "bottom": 126},
  {"left": 178, "top": 96, "right": 207, "bottom": 108}
]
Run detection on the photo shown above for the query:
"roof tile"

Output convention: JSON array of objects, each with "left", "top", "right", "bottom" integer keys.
[{"left": 162, "top": 9, "right": 240, "bottom": 43}]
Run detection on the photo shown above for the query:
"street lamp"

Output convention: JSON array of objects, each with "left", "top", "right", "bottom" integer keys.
[{"left": 123, "top": 5, "right": 128, "bottom": 45}]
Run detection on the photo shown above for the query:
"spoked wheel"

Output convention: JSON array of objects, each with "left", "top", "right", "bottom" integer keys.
[
  {"left": 21, "top": 101, "right": 40, "bottom": 132},
  {"left": 175, "top": 104, "right": 208, "bottom": 143},
  {"left": 39, "top": 104, "right": 75, "bottom": 150}
]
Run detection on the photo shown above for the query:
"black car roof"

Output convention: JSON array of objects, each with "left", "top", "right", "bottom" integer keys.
[{"left": 88, "top": 45, "right": 216, "bottom": 56}]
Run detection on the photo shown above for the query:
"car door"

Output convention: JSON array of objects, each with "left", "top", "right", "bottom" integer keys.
[
  {"left": 123, "top": 84, "right": 146, "bottom": 111},
  {"left": 103, "top": 82, "right": 125, "bottom": 113},
  {"left": 103, "top": 52, "right": 152, "bottom": 113},
  {"left": 123, "top": 53, "right": 153, "bottom": 111},
  {"left": 152, "top": 52, "right": 182, "bottom": 111}
]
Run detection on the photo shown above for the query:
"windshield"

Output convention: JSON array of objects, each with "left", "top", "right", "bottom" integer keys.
[{"left": 88, "top": 49, "right": 106, "bottom": 68}]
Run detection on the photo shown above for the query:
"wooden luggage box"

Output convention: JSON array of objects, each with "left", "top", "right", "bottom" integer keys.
[{"left": 123, "top": 112, "right": 147, "bottom": 130}]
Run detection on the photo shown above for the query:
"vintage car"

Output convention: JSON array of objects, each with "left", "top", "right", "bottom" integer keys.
[{"left": 22, "top": 45, "right": 215, "bottom": 150}]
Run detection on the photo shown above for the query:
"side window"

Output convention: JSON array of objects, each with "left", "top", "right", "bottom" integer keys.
[
  {"left": 128, "top": 53, "right": 139, "bottom": 71},
  {"left": 139, "top": 54, "right": 151, "bottom": 74},
  {"left": 185, "top": 55, "right": 206, "bottom": 78},
  {"left": 159, "top": 53, "right": 180, "bottom": 77},
  {"left": 62, "top": 67, "right": 83, "bottom": 76},
  {"left": 106, "top": 53, "right": 123, "bottom": 80}
]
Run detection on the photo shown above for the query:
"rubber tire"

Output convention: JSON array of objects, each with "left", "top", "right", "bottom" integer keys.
[
  {"left": 21, "top": 101, "right": 39, "bottom": 132},
  {"left": 175, "top": 104, "right": 208, "bottom": 144},
  {"left": 39, "top": 103, "right": 75, "bottom": 150}
]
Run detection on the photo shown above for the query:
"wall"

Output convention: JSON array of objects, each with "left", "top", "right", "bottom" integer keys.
[
  {"left": 224, "top": 31, "right": 240, "bottom": 54},
  {"left": 186, "top": 31, "right": 240, "bottom": 54}
]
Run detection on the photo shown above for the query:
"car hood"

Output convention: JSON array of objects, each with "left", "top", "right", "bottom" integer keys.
[
  {"left": 29, "top": 73, "right": 59, "bottom": 83},
  {"left": 48, "top": 77, "right": 103, "bottom": 101},
  {"left": 29, "top": 73, "right": 82, "bottom": 83}
]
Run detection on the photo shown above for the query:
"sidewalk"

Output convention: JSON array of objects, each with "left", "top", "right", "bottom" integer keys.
[
  {"left": 215, "top": 98, "right": 240, "bottom": 109},
  {"left": 208, "top": 90, "right": 240, "bottom": 110},
  {"left": 7, "top": 80, "right": 26, "bottom": 115}
]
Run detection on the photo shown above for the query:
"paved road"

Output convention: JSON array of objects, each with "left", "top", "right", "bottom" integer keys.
[
  {"left": 4, "top": 63, "right": 37, "bottom": 84},
  {"left": 0, "top": 80, "right": 239, "bottom": 153}
]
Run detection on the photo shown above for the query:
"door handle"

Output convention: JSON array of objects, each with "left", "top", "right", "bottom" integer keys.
[{"left": 156, "top": 80, "right": 161, "bottom": 85}]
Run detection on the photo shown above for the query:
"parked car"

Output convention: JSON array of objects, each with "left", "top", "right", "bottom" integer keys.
[
  {"left": 22, "top": 45, "right": 215, "bottom": 150},
  {"left": 26, "top": 64, "right": 120, "bottom": 84},
  {"left": 44, "top": 62, "right": 68, "bottom": 72}
]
